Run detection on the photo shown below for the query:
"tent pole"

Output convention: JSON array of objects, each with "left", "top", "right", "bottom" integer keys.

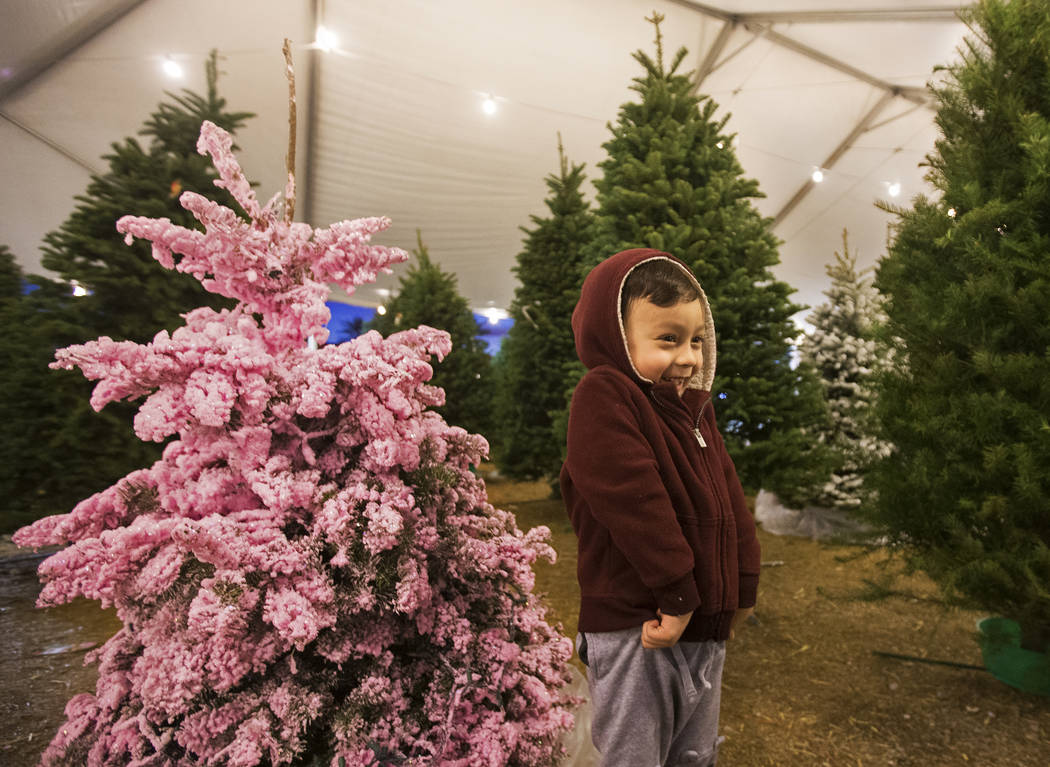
[
  {"left": 671, "top": 1, "right": 943, "bottom": 109},
  {"left": 736, "top": 7, "right": 959, "bottom": 24},
  {"left": 746, "top": 23, "right": 930, "bottom": 107},
  {"left": 668, "top": 1, "right": 958, "bottom": 25},
  {"left": 773, "top": 90, "right": 897, "bottom": 227},
  {"left": 0, "top": 111, "right": 100, "bottom": 174},
  {"left": 692, "top": 19, "right": 736, "bottom": 93}
]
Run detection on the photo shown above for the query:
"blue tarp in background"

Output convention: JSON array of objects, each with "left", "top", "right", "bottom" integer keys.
[{"left": 325, "top": 302, "right": 512, "bottom": 355}]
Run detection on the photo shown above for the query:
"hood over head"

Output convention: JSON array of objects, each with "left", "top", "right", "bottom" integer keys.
[{"left": 572, "top": 248, "right": 716, "bottom": 391}]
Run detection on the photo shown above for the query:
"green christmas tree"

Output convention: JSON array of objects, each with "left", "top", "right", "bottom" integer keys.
[
  {"left": 368, "top": 232, "right": 495, "bottom": 439},
  {"left": 40, "top": 50, "right": 251, "bottom": 342},
  {"left": 579, "top": 12, "right": 831, "bottom": 505},
  {"left": 0, "top": 52, "right": 253, "bottom": 531},
  {"left": 800, "top": 230, "right": 890, "bottom": 512},
  {"left": 495, "top": 136, "right": 595, "bottom": 481},
  {"left": 0, "top": 278, "right": 151, "bottom": 534},
  {"left": 0, "top": 244, "right": 22, "bottom": 301},
  {"left": 0, "top": 249, "right": 43, "bottom": 533},
  {"left": 872, "top": 0, "right": 1050, "bottom": 650}
]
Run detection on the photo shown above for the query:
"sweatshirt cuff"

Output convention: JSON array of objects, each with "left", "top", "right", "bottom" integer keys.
[
  {"left": 738, "top": 573, "right": 759, "bottom": 609},
  {"left": 654, "top": 573, "right": 701, "bottom": 616}
]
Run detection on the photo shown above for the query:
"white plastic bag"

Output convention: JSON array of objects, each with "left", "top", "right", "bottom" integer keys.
[
  {"left": 754, "top": 490, "right": 878, "bottom": 542},
  {"left": 559, "top": 664, "right": 600, "bottom": 765}
]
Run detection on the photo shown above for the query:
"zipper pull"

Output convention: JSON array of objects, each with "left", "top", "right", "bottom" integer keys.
[{"left": 693, "top": 428, "right": 707, "bottom": 448}]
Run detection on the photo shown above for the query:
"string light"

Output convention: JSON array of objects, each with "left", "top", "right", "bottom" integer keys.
[
  {"left": 947, "top": 207, "right": 957, "bottom": 218},
  {"left": 71, "top": 280, "right": 88, "bottom": 297},
  {"left": 715, "top": 140, "right": 725, "bottom": 149},
  {"left": 376, "top": 305, "right": 387, "bottom": 315},
  {"left": 481, "top": 95, "right": 498, "bottom": 116},
  {"left": 480, "top": 306, "right": 508, "bottom": 325},
  {"left": 811, "top": 169, "right": 824, "bottom": 183},
  {"left": 162, "top": 56, "right": 183, "bottom": 79},
  {"left": 887, "top": 182, "right": 901, "bottom": 197},
  {"left": 315, "top": 26, "right": 338, "bottom": 52}
]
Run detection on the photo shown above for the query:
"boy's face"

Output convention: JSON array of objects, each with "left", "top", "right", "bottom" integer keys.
[{"left": 624, "top": 297, "right": 706, "bottom": 396}]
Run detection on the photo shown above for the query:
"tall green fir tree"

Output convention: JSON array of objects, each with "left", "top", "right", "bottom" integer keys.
[
  {"left": 0, "top": 246, "right": 36, "bottom": 530},
  {"left": 800, "top": 230, "right": 890, "bottom": 513},
  {"left": 40, "top": 50, "right": 251, "bottom": 342},
  {"left": 872, "top": 0, "right": 1050, "bottom": 650},
  {"left": 0, "top": 272, "right": 125, "bottom": 533},
  {"left": 578, "top": 12, "right": 831, "bottom": 506},
  {"left": 0, "top": 52, "right": 253, "bottom": 531},
  {"left": 495, "top": 136, "right": 595, "bottom": 481},
  {"left": 0, "top": 244, "right": 22, "bottom": 301},
  {"left": 368, "top": 232, "right": 495, "bottom": 440}
]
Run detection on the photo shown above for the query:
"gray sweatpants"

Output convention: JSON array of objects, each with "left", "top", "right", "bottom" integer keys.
[{"left": 578, "top": 628, "right": 725, "bottom": 767}]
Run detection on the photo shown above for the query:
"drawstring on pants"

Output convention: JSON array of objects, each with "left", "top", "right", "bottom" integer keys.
[
  {"left": 671, "top": 644, "right": 714, "bottom": 706},
  {"left": 698, "top": 662, "right": 713, "bottom": 691}
]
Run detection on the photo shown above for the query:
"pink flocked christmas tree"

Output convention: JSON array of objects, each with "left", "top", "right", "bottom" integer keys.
[{"left": 15, "top": 120, "right": 573, "bottom": 766}]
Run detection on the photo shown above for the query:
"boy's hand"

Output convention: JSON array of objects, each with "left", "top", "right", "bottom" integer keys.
[
  {"left": 641, "top": 610, "right": 693, "bottom": 649},
  {"left": 729, "top": 607, "right": 754, "bottom": 639}
]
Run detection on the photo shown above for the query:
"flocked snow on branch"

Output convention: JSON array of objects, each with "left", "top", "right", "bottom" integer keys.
[
  {"left": 15, "top": 120, "right": 573, "bottom": 767},
  {"left": 800, "top": 230, "right": 891, "bottom": 513}
]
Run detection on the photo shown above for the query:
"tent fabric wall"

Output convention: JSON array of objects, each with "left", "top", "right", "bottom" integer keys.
[{"left": 1, "top": 0, "right": 968, "bottom": 319}]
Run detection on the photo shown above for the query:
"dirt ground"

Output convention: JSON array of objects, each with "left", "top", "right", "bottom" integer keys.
[
  {"left": 5, "top": 475, "right": 1049, "bottom": 767},
  {"left": 485, "top": 473, "right": 1050, "bottom": 767},
  {"left": 0, "top": 547, "right": 122, "bottom": 767}
]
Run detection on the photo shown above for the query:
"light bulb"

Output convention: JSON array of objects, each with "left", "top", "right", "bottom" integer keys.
[
  {"left": 71, "top": 280, "right": 88, "bottom": 297},
  {"left": 315, "top": 26, "right": 338, "bottom": 52},
  {"left": 162, "top": 57, "right": 183, "bottom": 79},
  {"left": 811, "top": 169, "right": 824, "bottom": 183},
  {"left": 947, "top": 207, "right": 957, "bottom": 218},
  {"left": 887, "top": 182, "right": 901, "bottom": 197},
  {"left": 482, "top": 96, "right": 498, "bottom": 116},
  {"left": 376, "top": 305, "right": 387, "bottom": 315},
  {"left": 481, "top": 306, "right": 508, "bottom": 325},
  {"left": 715, "top": 141, "right": 725, "bottom": 149}
]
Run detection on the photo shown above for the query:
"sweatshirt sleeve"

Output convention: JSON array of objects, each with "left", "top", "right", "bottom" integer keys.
[
  {"left": 565, "top": 371, "right": 700, "bottom": 615},
  {"left": 705, "top": 406, "right": 761, "bottom": 608}
]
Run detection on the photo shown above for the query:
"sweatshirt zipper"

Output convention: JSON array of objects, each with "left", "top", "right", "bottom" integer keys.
[
  {"left": 693, "top": 399, "right": 709, "bottom": 447},
  {"left": 652, "top": 390, "right": 731, "bottom": 617},
  {"left": 651, "top": 389, "right": 733, "bottom": 618},
  {"left": 690, "top": 396, "right": 731, "bottom": 616},
  {"left": 649, "top": 390, "right": 710, "bottom": 449}
]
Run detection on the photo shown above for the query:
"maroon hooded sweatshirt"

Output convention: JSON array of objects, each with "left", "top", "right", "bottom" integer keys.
[{"left": 560, "top": 248, "right": 761, "bottom": 642}]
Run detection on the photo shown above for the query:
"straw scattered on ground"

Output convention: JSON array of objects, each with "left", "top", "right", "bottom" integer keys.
[{"left": 486, "top": 471, "right": 1050, "bottom": 767}]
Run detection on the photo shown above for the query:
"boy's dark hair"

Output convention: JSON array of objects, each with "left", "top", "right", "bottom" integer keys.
[{"left": 621, "top": 259, "right": 702, "bottom": 319}]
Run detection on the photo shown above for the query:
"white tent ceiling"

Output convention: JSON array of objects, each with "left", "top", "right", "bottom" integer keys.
[{"left": 1, "top": 0, "right": 970, "bottom": 325}]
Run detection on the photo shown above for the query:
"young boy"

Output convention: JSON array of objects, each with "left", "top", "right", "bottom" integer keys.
[{"left": 561, "top": 248, "right": 760, "bottom": 767}]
